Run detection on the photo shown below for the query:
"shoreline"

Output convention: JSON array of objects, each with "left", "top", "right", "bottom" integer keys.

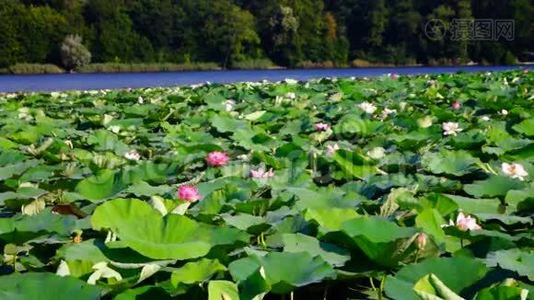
[{"left": 1, "top": 62, "right": 533, "bottom": 76}]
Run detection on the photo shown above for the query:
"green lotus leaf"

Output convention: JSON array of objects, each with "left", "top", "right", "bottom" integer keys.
[
  {"left": 208, "top": 280, "right": 239, "bottom": 300},
  {"left": 485, "top": 249, "right": 534, "bottom": 281},
  {"left": 211, "top": 114, "right": 248, "bottom": 133},
  {"left": 0, "top": 187, "right": 48, "bottom": 205},
  {"left": 86, "top": 129, "right": 128, "bottom": 153},
  {"left": 285, "top": 187, "right": 357, "bottom": 210},
  {"left": 229, "top": 251, "right": 335, "bottom": 294},
  {"left": 464, "top": 176, "right": 527, "bottom": 198},
  {"left": 304, "top": 207, "right": 360, "bottom": 235},
  {"left": 475, "top": 285, "right": 528, "bottom": 300},
  {"left": 91, "top": 198, "right": 249, "bottom": 260},
  {"left": 333, "top": 149, "right": 380, "bottom": 179},
  {"left": 421, "top": 150, "right": 480, "bottom": 176},
  {"left": 0, "top": 272, "right": 101, "bottom": 300},
  {"left": 385, "top": 257, "right": 489, "bottom": 300},
  {"left": 342, "top": 216, "right": 416, "bottom": 266},
  {"left": 282, "top": 233, "right": 350, "bottom": 267},
  {"left": 19, "top": 165, "right": 56, "bottom": 182},
  {"left": 115, "top": 286, "right": 171, "bottom": 300},
  {"left": 76, "top": 170, "right": 125, "bottom": 202},
  {"left": 0, "top": 69, "right": 532, "bottom": 299},
  {"left": 414, "top": 274, "right": 464, "bottom": 300},
  {"left": 513, "top": 119, "right": 534, "bottom": 136},
  {"left": 223, "top": 213, "right": 267, "bottom": 231},
  {"left": 442, "top": 194, "right": 502, "bottom": 214},
  {"left": 504, "top": 182, "right": 534, "bottom": 209},
  {"left": 415, "top": 208, "right": 446, "bottom": 244},
  {"left": 0, "top": 160, "right": 40, "bottom": 181},
  {"left": 171, "top": 258, "right": 226, "bottom": 286},
  {"left": 0, "top": 209, "right": 77, "bottom": 243},
  {"left": 125, "top": 181, "right": 173, "bottom": 197}
]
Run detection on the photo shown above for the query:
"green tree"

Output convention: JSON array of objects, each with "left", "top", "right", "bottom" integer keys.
[
  {"left": 85, "top": 0, "right": 154, "bottom": 62},
  {"left": 203, "top": 1, "right": 260, "bottom": 67},
  {"left": 22, "top": 5, "right": 67, "bottom": 63},
  {"left": 129, "top": 0, "right": 175, "bottom": 49},
  {"left": 0, "top": 0, "right": 25, "bottom": 67},
  {"left": 367, "top": 0, "right": 389, "bottom": 47}
]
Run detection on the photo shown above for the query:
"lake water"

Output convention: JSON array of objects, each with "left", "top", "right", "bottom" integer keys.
[{"left": 0, "top": 65, "right": 530, "bottom": 92}]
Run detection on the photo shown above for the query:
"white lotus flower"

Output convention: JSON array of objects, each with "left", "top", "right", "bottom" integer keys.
[
  {"left": 124, "top": 150, "right": 141, "bottom": 161},
  {"left": 224, "top": 99, "right": 236, "bottom": 111},
  {"left": 481, "top": 116, "right": 490, "bottom": 121},
  {"left": 418, "top": 116, "right": 433, "bottom": 128},
  {"left": 358, "top": 102, "right": 377, "bottom": 114},
  {"left": 109, "top": 125, "right": 121, "bottom": 134},
  {"left": 102, "top": 114, "right": 114, "bottom": 126},
  {"left": 286, "top": 92, "right": 296, "bottom": 100},
  {"left": 380, "top": 108, "right": 397, "bottom": 119},
  {"left": 237, "top": 154, "right": 250, "bottom": 161},
  {"left": 367, "top": 147, "right": 386, "bottom": 159},
  {"left": 499, "top": 109, "right": 508, "bottom": 116},
  {"left": 326, "top": 143, "right": 340, "bottom": 156},
  {"left": 87, "top": 262, "right": 122, "bottom": 285},
  {"left": 442, "top": 122, "right": 462, "bottom": 136},
  {"left": 502, "top": 162, "right": 528, "bottom": 181},
  {"left": 18, "top": 107, "right": 32, "bottom": 120},
  {"left": 64, "top": 140, "right": 73, "bottom": 149},
  {"left": 56, "top": 260, "right": 71, "bottom": 277},
  {"left": 285, "top": 78, "right": 298, "bottom": 84},
  {"left": 138, "top": 96, "right": 144, "bottom": 104},
  {"left": 399, "top": 101, "right": 408, "bottom": 111}
]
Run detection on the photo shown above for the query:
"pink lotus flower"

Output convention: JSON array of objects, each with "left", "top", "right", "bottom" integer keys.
[
  {"left": 455, "top": 212, "right": 481, "bottom": 231},
  {"left": 451, "top": 101, "right": 461, "bottom": 110},
  {"left": 206, "top": 151, "right": 229, "bottom": 167},
  {"left": 177, "top": 185, "right": 201, "bottom": 202},
  {"left": 315, "top": 122, "right": 330, "bottom": 131},
  {"left": 250, "top": 167, "right": 275, "bottom": 179},
  {"left": 416, "top": 233, "right": 427, "bottom": 250}
]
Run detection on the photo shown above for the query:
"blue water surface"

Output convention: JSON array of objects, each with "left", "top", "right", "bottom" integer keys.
[{"left": 0, "top": 65, "right": 530, "bottom": 92}]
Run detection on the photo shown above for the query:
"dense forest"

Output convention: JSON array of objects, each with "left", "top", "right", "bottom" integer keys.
[{"left": 0, "top": 0, "right": 532, "bottom": 69}]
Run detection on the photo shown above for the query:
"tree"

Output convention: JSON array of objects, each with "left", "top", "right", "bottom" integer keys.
[
  {"left": 61, "top": 34, "right": 91, "bottom": 70},
  {"left": 366, "top": 0, "right": 389, "bottom": 47},
  {"left": 0, "top": 0, "right": 25, "bottom": 67},
  {"left": 0, "top": 0, "right": 533, "bottom": 68},
  {"left": 267, "top": 4, "right": 300, "bottom": 65},
  {"left": 85, "top": 0, "right": 154, "bottom": 62},
  {"left": 204, "top": 1, "right": 260, "bottom": 67},
  {"left": 176, "top": 0, "right": 260, "bottom": 67},
  {"left": 129, "top": 0, "right": 175, "bottom": 49}
]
